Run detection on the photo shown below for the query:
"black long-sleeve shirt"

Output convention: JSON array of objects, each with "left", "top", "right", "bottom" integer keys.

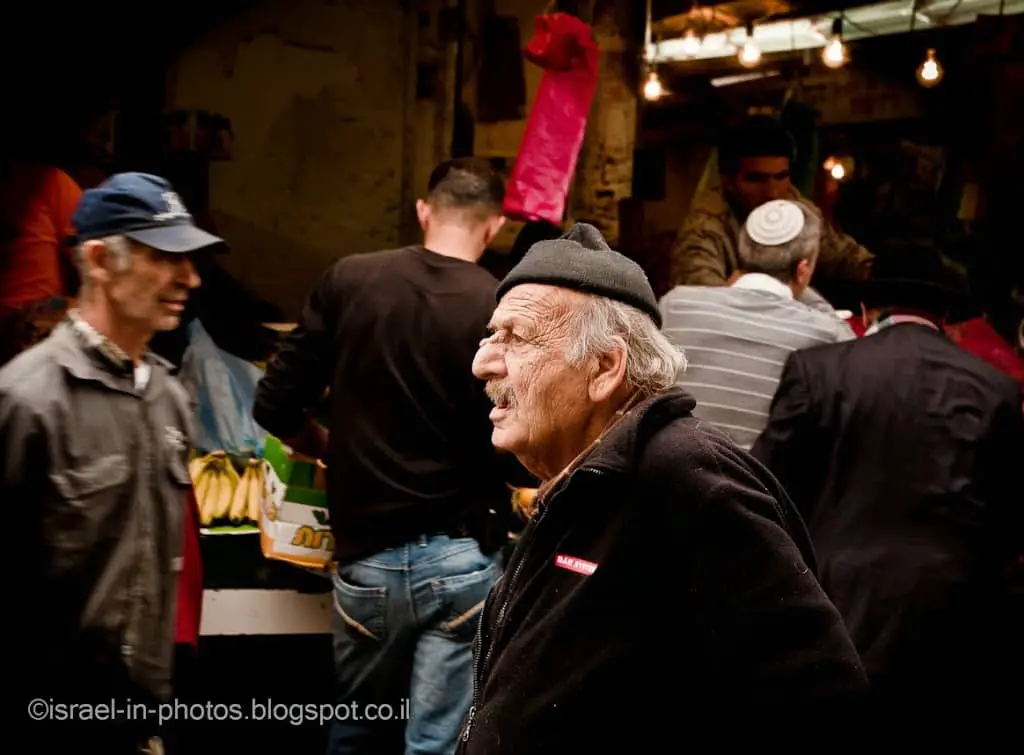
[{"left": 254, "top": 245, "right": 520, "bottom": 563}]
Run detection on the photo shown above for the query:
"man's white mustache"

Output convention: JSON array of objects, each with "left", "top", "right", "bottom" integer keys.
[{"left": 485, "top": 381, "right": 515, "bottom": 407}]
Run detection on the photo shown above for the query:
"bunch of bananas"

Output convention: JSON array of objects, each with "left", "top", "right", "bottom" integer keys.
[{"left": 189, "top": 450, "right": 264, "bottom": 527}]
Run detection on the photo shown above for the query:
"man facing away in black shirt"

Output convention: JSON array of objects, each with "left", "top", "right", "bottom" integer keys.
[{"left": 254, "top": 158, "right": 517, "bottom": 754}]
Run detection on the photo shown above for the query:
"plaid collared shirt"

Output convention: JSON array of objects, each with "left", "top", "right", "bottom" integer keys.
[{"left": 66, "top": 309, "right": 153, "bottom": 390}]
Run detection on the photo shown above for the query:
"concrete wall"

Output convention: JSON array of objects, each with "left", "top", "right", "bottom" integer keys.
[
  {"left": 471, "top": 0, "right": 549, "bottom": 161},
  {"left": 642, "top": 144, "right": 713, "bottom": 240},
  {"left": 568, "top": 0, "right": 638, "bottom": 246},
  {"left": 168, "top": 0, "right": 449, "bottom": 317}
]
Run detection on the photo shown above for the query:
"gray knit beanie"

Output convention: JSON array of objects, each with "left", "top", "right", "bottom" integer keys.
[{"left": 495, "top": 223, "right": 661, "bottom": 327}]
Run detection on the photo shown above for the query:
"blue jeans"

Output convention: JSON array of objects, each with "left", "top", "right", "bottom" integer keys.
[{"left": 327, "top": 535, "right": 500, "bottom": 755}]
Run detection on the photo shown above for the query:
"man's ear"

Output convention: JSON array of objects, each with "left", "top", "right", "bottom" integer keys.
[
  {"left": 588, "top": 338, "right": 627, "bottom": 404},
  {"left": 794, "top": 258, "right": 812, "bottom": 289},
  {"left": 482, "top": 215, "right": 507, "bottom": 247},
  {"left": 415, "top": 199, "right": 430, "bottom": 230},
  {"left": 80, "top": 239, "right": 115, "bottom": 285}
]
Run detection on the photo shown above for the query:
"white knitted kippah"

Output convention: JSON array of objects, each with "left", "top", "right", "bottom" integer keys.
[{"left": 745, "top": 199, "right": 804, "bottom": 246}]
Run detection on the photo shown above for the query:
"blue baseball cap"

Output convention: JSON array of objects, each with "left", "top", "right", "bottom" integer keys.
[{"left": 71, "top": 172, "right": 225, "bottom": 254}]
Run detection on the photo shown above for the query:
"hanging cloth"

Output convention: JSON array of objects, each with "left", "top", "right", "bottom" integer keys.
[{"left": 502, "top": 12, "right": 600, "bottom": 225}]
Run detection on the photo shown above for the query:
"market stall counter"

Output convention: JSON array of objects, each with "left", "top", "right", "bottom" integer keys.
[
  {"left": 192, "top": 435, "right": 334, "bottom": 637},
  {"left": 199, "top": 527, "right": 331, "bottom": 637}
]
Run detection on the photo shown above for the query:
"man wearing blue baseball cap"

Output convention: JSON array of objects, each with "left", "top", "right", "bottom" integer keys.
[
  {"left": 2, "top": 173, "right": 221, "bottom": 754},
  {"left": 63, "top": 171, "right": 222, "bottom": 354}
]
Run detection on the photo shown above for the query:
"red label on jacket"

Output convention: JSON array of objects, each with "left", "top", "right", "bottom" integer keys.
[{"left": 555, "top": 553, "right": 597, "bottom": 576}]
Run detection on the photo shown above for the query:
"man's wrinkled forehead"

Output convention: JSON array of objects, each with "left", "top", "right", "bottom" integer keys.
[{"left": 488, "top": 284, "right": 571, "bottom": 331}]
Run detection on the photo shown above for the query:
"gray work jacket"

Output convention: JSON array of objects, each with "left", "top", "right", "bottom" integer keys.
[{"left": 0, "top": 321, "right": 193, "bottom": 700}]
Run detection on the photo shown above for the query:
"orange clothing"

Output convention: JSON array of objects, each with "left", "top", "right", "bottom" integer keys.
[{"left": 0, "top": 164, "right": 82, "bottom": 310}]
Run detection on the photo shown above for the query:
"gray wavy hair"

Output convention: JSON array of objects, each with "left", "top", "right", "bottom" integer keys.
[{"left": 563, "top": 294, "right": 686, "bottom": 399}]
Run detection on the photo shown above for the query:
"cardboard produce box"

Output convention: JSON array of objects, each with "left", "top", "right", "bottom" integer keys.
[{"left": 259, "top": 435, "right": 334, "bottom": 573}]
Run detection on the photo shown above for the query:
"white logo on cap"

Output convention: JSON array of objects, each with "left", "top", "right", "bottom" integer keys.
[{"left": 153, "top": 192, "right": 192, "bottom": 222}]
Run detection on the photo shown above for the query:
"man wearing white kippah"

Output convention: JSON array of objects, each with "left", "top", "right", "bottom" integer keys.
[
  {"left": 659, "top": 198, "right": 855, "bottom": 450},
  {"left": 669, "top": 115, "right": 873, "bottom": 291}
]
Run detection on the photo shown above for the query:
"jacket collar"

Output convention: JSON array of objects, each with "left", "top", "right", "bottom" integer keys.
[
  {"left": 732, "top": 273, "right": 794, "bottom": 300},
  {"left": 573, "top": 387, "right": 698, "bottom": 477},
  {"left": 51, "top": 320, "right": 172, "bottom": 394},
  {"left": 864, "top": 313, "right": 941, "bottom": 336},
  {"left": 66, "top": 309, "right": 136, "bottom": 372}
]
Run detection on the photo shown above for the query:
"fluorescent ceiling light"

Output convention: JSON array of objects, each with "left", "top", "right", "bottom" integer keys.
[
  {"left": 710, "top": 70, "right": 781, "bottom": 87},
  {"left": 649, "top": 0, "right": 1023, "bottom": 63}
]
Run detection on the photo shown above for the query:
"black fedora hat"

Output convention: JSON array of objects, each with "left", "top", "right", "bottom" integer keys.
[{"left": 818, "top": 242, "right": 981, "bottom": 324}]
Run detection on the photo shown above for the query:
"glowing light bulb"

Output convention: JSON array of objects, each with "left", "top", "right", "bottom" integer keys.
[
  {"left": 822, "top": 37, "right": 847, "bottom": 68},
  {"left": 681, "top": 29, "right": 701, "bottom": 57},
  {"left": 643, "top": 71, "right": 663, "bottom": 101},
  {"left": 830, "top": 163, "right": 845, "bottom": 180},
  {"left": 821, "top": 17, "right": 847, "bottom": 69},
  {"left": 916, "top": 48, "right": 943, "bottom": 88},
  {"left": 738, "top": 40, "right": 761, "bottom": 67},
  {"left": 738, "top": 22, "right": 761, "bottom": 68}
]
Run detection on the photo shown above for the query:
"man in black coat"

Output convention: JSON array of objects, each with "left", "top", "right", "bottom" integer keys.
[
  {"left": 752, "top": 246, "right": 1024, "bottom": 720},
  {"left": 457, "top": 223, "right": 868, "bottom": 753}
]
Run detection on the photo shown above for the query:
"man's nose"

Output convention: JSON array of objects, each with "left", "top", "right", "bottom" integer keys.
[
  {"left": 472, "top": 338, "right": 505, "bottom": 381},
  {"left": 179, "top": 257, "right": 202, "bottom": 289}
]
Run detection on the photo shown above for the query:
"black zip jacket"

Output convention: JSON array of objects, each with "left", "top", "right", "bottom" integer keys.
[{"left": 457, "top": 388, "right": 869, "bottom": 752}]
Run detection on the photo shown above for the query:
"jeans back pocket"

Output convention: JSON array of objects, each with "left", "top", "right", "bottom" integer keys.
[
  {"left": 333, "top": 566, "right": 388, "bottom": 642},
  {"left": 430, "top": 560, "right": 500, "bottom": 643}
]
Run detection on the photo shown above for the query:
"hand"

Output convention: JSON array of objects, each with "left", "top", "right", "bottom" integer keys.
[{"left": 287, "top": 419, "right": 329, "bottom": 461}]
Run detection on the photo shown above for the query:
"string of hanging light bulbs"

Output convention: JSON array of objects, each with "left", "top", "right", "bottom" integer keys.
[
  {"left": 726, "top": 12, "right": 939, "bottom": 83},
  {"left": 638, "top": 0, "right": 1011, "bottom": 102}
]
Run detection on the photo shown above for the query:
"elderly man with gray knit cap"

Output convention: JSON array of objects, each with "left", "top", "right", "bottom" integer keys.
[{"left": 457, "top": 223, "right": 868, "bottom": 754}]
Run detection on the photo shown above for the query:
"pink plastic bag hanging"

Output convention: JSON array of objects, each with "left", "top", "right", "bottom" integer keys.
[{"left": 503, "top": 13, "right": 600, "bottom": 225}]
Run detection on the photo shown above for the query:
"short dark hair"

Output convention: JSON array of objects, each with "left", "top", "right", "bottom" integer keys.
[
  {"left": 718, "top": 115, "right": 796, "bottom": 176},
  {"left": 426, "top": 158, "right": 505, "bottom": 223}
]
